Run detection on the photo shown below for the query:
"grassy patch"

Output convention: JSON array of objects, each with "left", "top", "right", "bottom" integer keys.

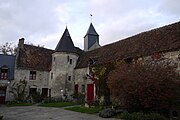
[
  {"left": 65, "top": 106, "right": 101, "bottom": 114},
  {"left": 39, "top": 102, "right": 77, "bottom": 107},
  {"left": 7, "top": 103, "right": 33, "bottom": 107}
]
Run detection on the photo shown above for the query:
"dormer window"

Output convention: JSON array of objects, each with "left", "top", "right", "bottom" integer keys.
[
  {"left": 124, "top": 57, "right": 133, "bottom": 64},
  {"left": 0, "top": 68, "right": 8, "bottom": 80}
]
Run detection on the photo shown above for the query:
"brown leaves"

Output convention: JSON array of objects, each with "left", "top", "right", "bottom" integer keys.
[{"left": 108, "top": 61, "right": 180, "bottom": 112}]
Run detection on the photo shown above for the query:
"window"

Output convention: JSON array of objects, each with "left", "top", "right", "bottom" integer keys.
[
  {"left": 81, "top": 84, "right": 85, "bottom": 93},
  {"left": 68, "top": 76, "right": 71, "bottom": 81},
  {"left": 0, "top": 68, "right": 8, "bottom": 80},
  {"left": 53, "top": 57, "right": 55, "bottom": 62},
  {"left": 51, "top": 72, "right": 53, "bottom": 80},
  {"left": 29, "top": 71, "right": 36, "bottom": 80},
  {"left": 67, "top": 56, "right": 70, "bottom": 62},
  {"left": 70, "top": 59, "right": 72, "bottom": 64},
  {"left": 124, "top": 57, "right": 133, "bottom": 64},
  {"left": 49, "top": 89, "right": 51, "bottom": 97}
]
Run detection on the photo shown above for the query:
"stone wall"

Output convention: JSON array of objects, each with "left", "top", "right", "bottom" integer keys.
[
  {"left": 6, "top": 69, "right": 50, "bottom": 101},
  {"left": 74, "top": 67, "right": 95, "bottom": 100}
]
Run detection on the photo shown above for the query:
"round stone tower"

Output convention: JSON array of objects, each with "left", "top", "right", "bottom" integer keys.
[{"left": 50, "top": 27, "right": 79, "bottom": 99}]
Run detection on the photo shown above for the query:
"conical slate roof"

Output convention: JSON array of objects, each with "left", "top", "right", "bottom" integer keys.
[
  {"left": 84, "top": 23, "right": 99, "bottom": 37},
  {"left": 55, "top": 27, "right": 76, "bottom": 53}
]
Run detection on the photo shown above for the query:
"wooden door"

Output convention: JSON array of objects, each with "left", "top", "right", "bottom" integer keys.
[
  {"left": 41, "top": 88, "right": 48, "bottom": 99},
  {"left": 87, "top": 84, "right": 94, "bottom": 105}
]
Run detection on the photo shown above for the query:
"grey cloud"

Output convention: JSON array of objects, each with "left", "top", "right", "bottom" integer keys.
[
  {"left": 0, "top": 0, "right": 60, "bottom": 44},
  {"left": 159, "top": 0, "right": 180, "bottom": 16},
  {"left": 0, "top": 0, "right": 179, "bottom": 50}
]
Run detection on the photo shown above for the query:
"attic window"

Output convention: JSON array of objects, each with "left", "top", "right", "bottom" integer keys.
[
  {"left": 89, "top": 58, "right": 95, "bottom": 65},
  {"left": 0, "top": 68, "right": 8, "bottom": 80},
  {"left": 124, "top": 57, "right": 133, "bottom": 64},
  {"left": 29, "top": 71, "right": 36, "bottom": 80}
]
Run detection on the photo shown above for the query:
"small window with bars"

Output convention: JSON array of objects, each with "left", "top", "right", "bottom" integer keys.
[{"left": 29, "top": 71, "right": 36, "bottom": 80}]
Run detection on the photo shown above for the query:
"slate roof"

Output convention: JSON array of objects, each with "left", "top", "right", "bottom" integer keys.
[
  {"left": 0, "top": 54, "right": 16, "bottom": 80},
  {"left": 76, "top": 21, "right": 180, "bottom": 69},
  {"left": 16, "top": 45, "right": 54, "bottom": 71},
  {"left": 84, "top": 23, "right": 99, "bottom": 37},
  {"left": 55, "top": 28, "right": 76, "bottom": 53}
]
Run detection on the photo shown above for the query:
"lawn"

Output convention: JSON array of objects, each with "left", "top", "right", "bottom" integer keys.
[
  {"left": 39, "top": 102, "right": 77, "bottom": 107},
  {"left": 65, "top": 106, "right": 101, "bottom": 114},
  {"left": 7, "top": 103, "right": 33, "bottom": 107}
]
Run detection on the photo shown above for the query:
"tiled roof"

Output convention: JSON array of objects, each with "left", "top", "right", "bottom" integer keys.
[
  {"left": 16, "top": 45, "right": 54, "bottom": 71},
  {"left": 76, "top": 21, "right": 180, "bottom": 69}
]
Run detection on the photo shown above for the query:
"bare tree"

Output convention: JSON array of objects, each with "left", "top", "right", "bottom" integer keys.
[{"left": 0, "top": 42, "right": 17, "bottom": 55}]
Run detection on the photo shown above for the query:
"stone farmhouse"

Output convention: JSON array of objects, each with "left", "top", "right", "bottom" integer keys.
[{"left": 0, "top": 21, "right": 180, "bottom": 104}]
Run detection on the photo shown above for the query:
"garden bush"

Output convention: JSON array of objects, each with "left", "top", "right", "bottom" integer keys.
[
  {"left": 99, "top": 108, "right": 116, "bottom": 118},
  {"left": 118, "top": 112, "right": 168, "bottom": 120}
]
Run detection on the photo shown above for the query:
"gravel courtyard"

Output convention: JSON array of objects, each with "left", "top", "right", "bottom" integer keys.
[{"left": 0, "top": 106, "right": 118, "bottom": 120}]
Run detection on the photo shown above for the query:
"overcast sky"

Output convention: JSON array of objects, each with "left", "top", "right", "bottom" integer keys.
[{"left": 0, "top": 0, "right": 180, "bottom": 50}]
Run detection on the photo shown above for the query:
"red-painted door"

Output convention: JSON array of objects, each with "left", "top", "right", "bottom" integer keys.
[
  {"left": 87, "top": 84, "right": 94, "bottom": 105},
  {"left": 0, "top": 87, "right": 6, "bottom": 104}
]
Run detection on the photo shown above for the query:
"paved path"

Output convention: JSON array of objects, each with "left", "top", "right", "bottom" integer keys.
[{"left": 0, "top": 106, "right": 119, "bottom": 120}]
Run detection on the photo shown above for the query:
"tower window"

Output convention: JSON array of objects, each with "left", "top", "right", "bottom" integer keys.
[
  {"left": 29, "top": 71, "right": 36, "bottom": 80},
  {"left": 68, "top": 76, "right": 71, "bottom": 81},
  {"left": 70, "top": 59, "right": 72, "bottom": 64},
  {"left": 51, "top": 72, "right": 53, "bottom": 80},
  {"left": 54, "top": 57, "right": 55, "bottom": 62},
  {"left": 67, "top": 56, "right": 70, "bottom": 62}
]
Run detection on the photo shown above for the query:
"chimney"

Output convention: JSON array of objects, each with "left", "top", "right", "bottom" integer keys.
[{"left": 18, "top": 38, "right": 24, "bottom": 48}]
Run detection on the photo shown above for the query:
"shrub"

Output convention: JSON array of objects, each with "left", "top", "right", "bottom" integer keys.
[
  {"left": 118, "top": 112, "right": 168, "bottom": 120},
  {"left": 31, "top": 91, "right": 41, "bottom": 103},
  {"left": 9, "top": 79, "right": 29, "bottom": 102},
  {"left": 99, "top": 108, "right": 116, "bottom": 118},
  {"left": 108, "top": 61, "right": 180, "bottom": 114}
]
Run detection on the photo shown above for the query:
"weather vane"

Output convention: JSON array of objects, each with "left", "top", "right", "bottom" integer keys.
[{"left": 90, "top": 14, "right": 92, "bottom": 23}]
